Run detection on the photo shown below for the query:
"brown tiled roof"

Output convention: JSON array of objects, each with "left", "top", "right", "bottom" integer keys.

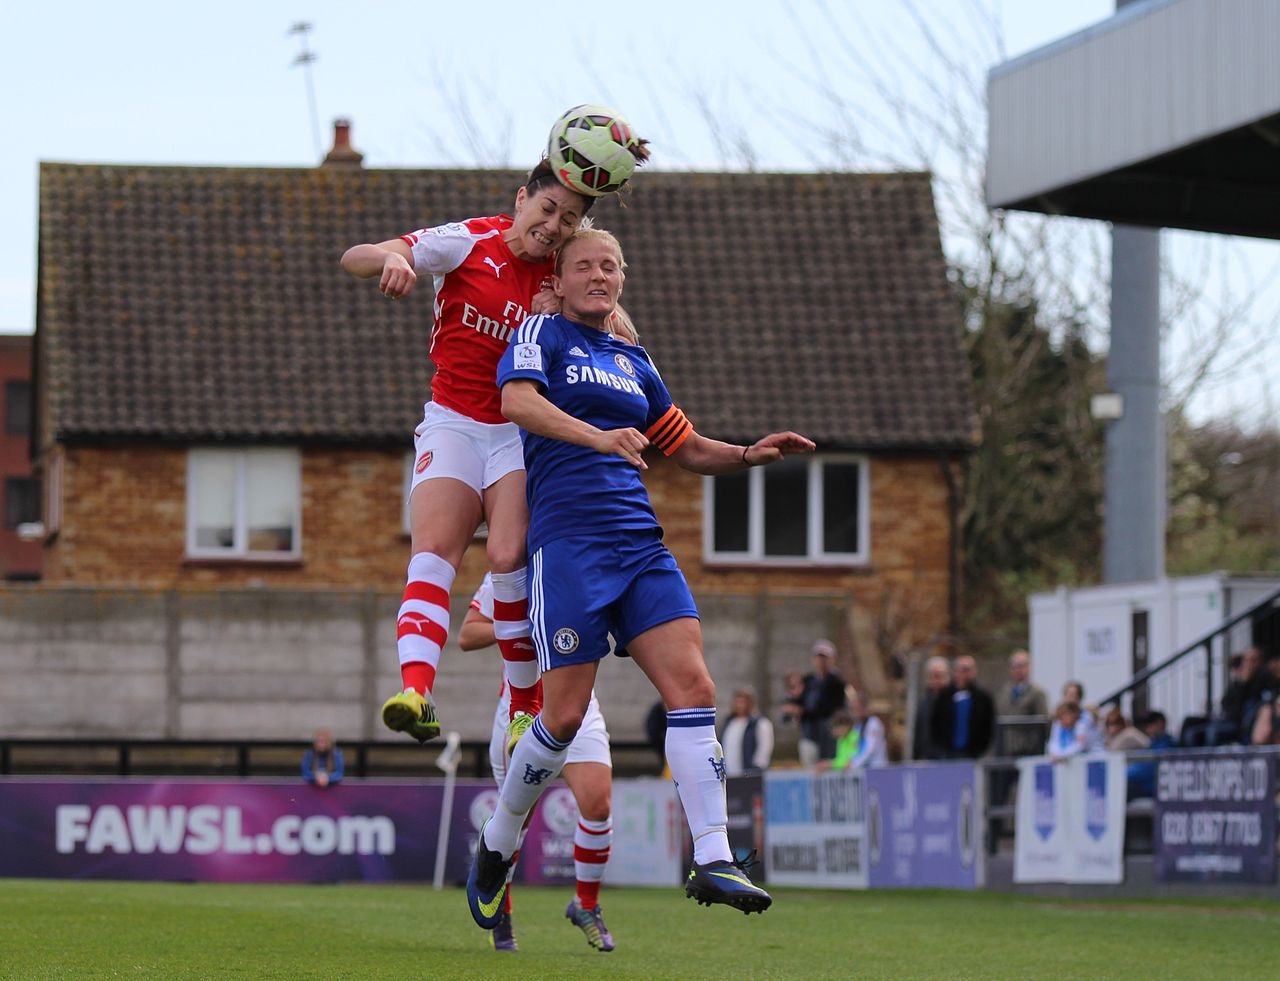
[{"left": 38, "top": 163, "right": 974, "bottom": 450}]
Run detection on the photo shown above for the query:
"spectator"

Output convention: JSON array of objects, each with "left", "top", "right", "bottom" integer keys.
[
  {"left": 1102, "top": 706, "right": 1150, "bottom": 751},
  {"left": 929, "top": 655, "right": 995, "bottom": 759},
  {"left": 1250, "top": 653, "right": 1280, "bottom": 744},
  {"left": 1062, "top": 680, "right": 1102, "bottom": 749},
  {"left": 301, "top": 728, "right": 344, "bottom": 788},
  {"left": 846, "top": 690, "right": 888, "bottom": 768},
  {"left": 1220, "top": 647, "right": 1264, "bottom": 735},
  {"left": 817, "top": 709, "right": 858, "bottom": 772},
  {"left": 1045, "top": 702, "right": 1089, "bottom": 761},
  {"left": 913, "top": 656, "right": 951, "bottom": 761},
  {"left": 995, "top": 650, "right": 1049, "bottom": 718},
  {"left": 793, "top": 640, "right": 847, "bottom": 765},
  {"left": 1252, "top": 693, "right": 1280, "bottom": 745},
  {"left": 720, "top": 687, "right": 775, "bottom": 776},
  {"left": 644, "top": 700, "right": 669, "bottom": 776},
  {"left": 1126, "top": 710, "right": 1177, "bottom": 799}
]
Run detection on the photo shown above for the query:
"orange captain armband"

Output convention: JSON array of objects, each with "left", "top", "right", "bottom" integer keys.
[{"left": 645, "top": 405, "right": 694, "bottom": 456}]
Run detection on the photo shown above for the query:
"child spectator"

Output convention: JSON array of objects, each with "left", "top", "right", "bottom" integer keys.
[{"left": 301, "top": 728, "right": 344, "bottom": 788}]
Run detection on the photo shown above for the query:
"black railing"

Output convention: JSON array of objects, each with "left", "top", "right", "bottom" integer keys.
[
  {"left": 1098, "top": 584, "right": 1280, "bottom": 717},
  {"left": 0, "top": 737, "right": 661, "bottom": 780}
]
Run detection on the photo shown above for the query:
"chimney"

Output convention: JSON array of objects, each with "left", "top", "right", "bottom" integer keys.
[{"left": 322, "top": 118, "right": 364, "bottom": 167}]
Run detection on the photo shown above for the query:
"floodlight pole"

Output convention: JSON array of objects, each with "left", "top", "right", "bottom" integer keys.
[{"left": 1102, "top": 0, "right": 1166, "bottom": 586}]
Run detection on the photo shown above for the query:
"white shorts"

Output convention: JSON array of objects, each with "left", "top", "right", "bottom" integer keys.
[
  {"left": 410, "top": 402, "right": 524, "bottom": 496},
  {"left": 489, "top": 686, "right": 612, "bottom": 786}
]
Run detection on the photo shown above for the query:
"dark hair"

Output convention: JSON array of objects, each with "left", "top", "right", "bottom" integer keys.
[
  {"left": 524, "top": 158, "right": 594, "bottom": 213},
  {"left": 1140, "top": 710, "right": 1167, "bottom": 727}
]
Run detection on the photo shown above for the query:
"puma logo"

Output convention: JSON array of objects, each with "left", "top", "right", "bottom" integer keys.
[{"left": 483, "top": 257, "right": 508, "bottom": 278}]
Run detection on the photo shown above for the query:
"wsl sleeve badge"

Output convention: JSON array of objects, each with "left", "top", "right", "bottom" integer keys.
[{"left": 514, "top": 343, "right": 543, "bottom": 372}]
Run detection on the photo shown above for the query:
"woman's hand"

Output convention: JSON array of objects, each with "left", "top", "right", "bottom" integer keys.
[
  {"left": 744, "top": 431, "right": 816, "bottom": 466},
  {"left": 380, "top": 252, "right": 417, "bottom": 299},
  {"left": 530, "top": 288, "right": 561, "bottom": 315},
  {"left": 591, "top": 428, "right": 649, "bottom": 469}
]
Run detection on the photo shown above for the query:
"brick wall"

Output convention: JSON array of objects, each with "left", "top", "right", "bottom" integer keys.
[
  {"left": 42, "top": 443, "right": 954, "bottom": 698},
  {"left": 645, "top": 452, "right": 954, "bottom": 653},
  {"left": 43, "top": 445, "right": 490, "bottom": 594}
]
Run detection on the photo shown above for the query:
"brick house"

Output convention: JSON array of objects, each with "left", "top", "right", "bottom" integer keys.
[
  {"left": 32, "top": 136, "right": 975, "bottom": 669},
  {"left": 0, "top": 335, "right": 42, "bottom": 580}
]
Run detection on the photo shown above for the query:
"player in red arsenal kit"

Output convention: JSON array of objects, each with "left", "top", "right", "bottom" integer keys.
[{"left": 341, "top": 161, "right": 592, "bottom": 743}]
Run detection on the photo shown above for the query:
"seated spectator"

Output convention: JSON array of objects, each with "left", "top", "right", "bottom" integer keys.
[
  {"left": 1252, "top": 687, "right": 1280, "bottom": 746},
  {"left": 1221, "top": 646, "right": 1264, "bottom": 735},
  {"left": 1126, "top": 710, "right": 1177, "bottom": 799},
  {"left": 1045, "top": 702, "right": 1089, "bottom": 761},
  {"left": 1248, "top": 652, "right": 1280, "bottom": 745},
  {"left": 301, "top": 728, "right": 344, "bottom": 788},
  {"left": 720, "top": 687, "right": 775, "bottom": 776},
  {"left": 1102, "top": 706, "right": 1150, "bottom": 752},
  {"left": 1062, "top": 680, "right": 1101, "bottom": 748}
]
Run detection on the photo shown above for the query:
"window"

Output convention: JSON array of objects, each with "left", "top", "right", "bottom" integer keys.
[
  {"left": 187, "top": 448, "right": 301, "bottom": 559},
  {"left": 703, "top": 455, "right": 869, "bottom": 565},
  {"left": 5, "top": 381, "right": 31, "bottom": 436},
  {"left": 4, "top": 477, "right": 41, "bottom": 529}
]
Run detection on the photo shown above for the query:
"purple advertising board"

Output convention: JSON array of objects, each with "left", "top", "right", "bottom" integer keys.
[
  {"left": 1153, "top": 752, "right": 1276, "bottom": 883},
  {"left": 0, "top": 778, "right": 577, "bottom": 885},
  {"left": 867, "top": 764, "right": 981, "bottom": 889}
]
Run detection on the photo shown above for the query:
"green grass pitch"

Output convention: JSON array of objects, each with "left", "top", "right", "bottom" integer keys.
[{"left": 0, "top": 880, "right": 1275, "bottom": 979}]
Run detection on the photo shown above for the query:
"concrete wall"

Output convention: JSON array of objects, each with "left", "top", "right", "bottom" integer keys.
[{"left": 0, "top": 585, "right": 851, "bottom": 744}]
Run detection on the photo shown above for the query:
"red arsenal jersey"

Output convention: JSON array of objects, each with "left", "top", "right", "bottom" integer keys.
[{"left": 401, "top": 215, "right": 555, "bottom": 424}]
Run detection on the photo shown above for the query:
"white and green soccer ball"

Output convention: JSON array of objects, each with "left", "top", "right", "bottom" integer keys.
[{"left": 546, "top": 105, "right": 642, "bottom": 197}]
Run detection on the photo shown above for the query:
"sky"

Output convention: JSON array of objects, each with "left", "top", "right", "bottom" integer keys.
[{"left": 3, "top": 0, "right": 1275, "bottom": 424}]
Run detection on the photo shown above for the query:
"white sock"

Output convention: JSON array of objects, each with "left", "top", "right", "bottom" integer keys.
[
  {"left": 395, "top": 552, "right": 455, "bottom": 693},
  {"left": 666, "top": 708, "right": 733, "bottom": 865},
  {"left": 491, "top": 568, "right": 541, "bottom": 698},
  {"left": 483, "top": 715, "right": 570, "bottom": 858}
]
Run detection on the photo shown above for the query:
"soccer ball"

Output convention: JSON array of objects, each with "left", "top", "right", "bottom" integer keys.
[{"left": 547, "top": 105, "right": 642, "bottom": 197}]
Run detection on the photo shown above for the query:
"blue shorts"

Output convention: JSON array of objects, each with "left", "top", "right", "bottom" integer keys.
[{"left": 529, "top": 530, "right": 699, "bottom": 670}]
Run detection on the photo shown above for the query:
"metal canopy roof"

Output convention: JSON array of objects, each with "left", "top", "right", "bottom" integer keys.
[{"left": 987, "top": 0, "right": 1280, "bottom": 239}]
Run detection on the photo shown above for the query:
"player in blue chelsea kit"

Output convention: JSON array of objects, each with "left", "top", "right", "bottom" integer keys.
[{"left": 467, "top": 225, "right": 813, "bottom": 927}]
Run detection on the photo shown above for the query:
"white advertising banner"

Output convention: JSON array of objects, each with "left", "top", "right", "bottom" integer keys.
[
  {"left": 764, "top": 769, "right": 868, "bottom": 889},
  {"left": 604, "top": 778, "right": 683, "bottom": 887},
  {"left": 1014, "top": 753, "right": 1126, "bottom": 884}
]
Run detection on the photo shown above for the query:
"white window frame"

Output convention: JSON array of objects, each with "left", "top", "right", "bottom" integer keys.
[
  {"left": 702, "top": 454, "right": 870, "bottom": 567},
  {"left": 186, "top": 447, "right": 302, "bottom": 560}
]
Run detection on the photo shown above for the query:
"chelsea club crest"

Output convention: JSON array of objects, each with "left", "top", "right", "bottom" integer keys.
[{"left": 553, "top": 627, "right": 580, "bottom": 654}]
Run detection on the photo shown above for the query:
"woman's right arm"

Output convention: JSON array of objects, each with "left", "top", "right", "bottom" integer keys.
[
  {"left": 501, "top": 380, "right": 650, "bottom": 469},
  {"left": 340, "top": 238, "right": 417, "bottom": 298},
  {"left": 458, "top": 607, "right": 497, "bottom": 652}
]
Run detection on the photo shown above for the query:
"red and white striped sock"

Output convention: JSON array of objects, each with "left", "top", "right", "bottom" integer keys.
[
  {"left": 574, "top": 816, "right": 612, "bottom": 909},
  {"left": 491, "top": 568, "right": 541, "bottom": 719},
  {"left": 395, "top": 552, "right": 455, "bottom": 695}
]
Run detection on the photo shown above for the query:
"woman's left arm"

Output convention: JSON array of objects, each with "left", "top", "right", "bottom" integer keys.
[{"left": 672, "top": 431, "right": 815, "bottom": 476}]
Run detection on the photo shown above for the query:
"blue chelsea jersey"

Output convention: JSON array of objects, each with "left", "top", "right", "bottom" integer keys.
[{"left": 496, "top": 313, "right": 693, "bottom": 553}]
